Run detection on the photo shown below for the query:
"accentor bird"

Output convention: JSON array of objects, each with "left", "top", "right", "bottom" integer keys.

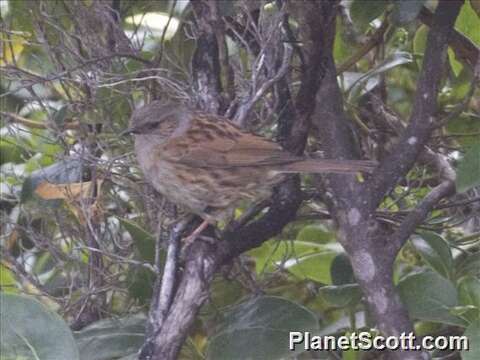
[{"left": 128, "top": 101, "right": 375, "bottom": 224}]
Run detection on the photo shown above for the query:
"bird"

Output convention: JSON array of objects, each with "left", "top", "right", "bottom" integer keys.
[{"left": 127, "top": 101, "right": 375, "bottom": 225}]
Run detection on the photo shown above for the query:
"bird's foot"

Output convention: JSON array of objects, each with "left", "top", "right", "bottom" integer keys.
[{"left": 182, "top": 219, "right": 210, "bottom": 246}]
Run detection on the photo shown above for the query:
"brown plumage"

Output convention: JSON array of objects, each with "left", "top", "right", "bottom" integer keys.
[{"left": 129, "top": 101, "right": 375, "bottom": 222}]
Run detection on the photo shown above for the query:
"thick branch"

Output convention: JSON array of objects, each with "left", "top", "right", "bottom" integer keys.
[
  {"left": 191, "top": 0, "right": 223, "bottom": 113},
  {"left": 287, "top": 0, "right": 341, "bottom": 155},
  {"left": 145, "top": 179, "right": 303, "bottom": 360},
  {"left": 304, "top": 3, "right": 462, "bottom": 360},
  {"left": 141, "top": 218, "right": 187, "bottom": 354},
  {"left": 145, "top": 240, "right": 216, "bottom": 359}
]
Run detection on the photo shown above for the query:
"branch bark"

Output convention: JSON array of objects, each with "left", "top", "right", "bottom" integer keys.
[
  {"left": 307, "top": 1, "right": 462, "bottom": 360},
  {"left": 287, "top": 0, "right": 341, "bottom": 155},
  {"left": 191, "top": 0, "right": 223, "bottom": 113},
  {"left": 389, "top": 150, "right": 456, "bottom": 253},
  {"left": 419, "top": 6, "right": 479, "bottom": 69},
  {"left": 366, "top": 0, "right": 463, "bottom": 210}
]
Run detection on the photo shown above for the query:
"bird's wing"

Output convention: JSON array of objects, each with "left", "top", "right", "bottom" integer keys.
[{"left": 164, "top": 114, "right": 298, "bottom": 168}]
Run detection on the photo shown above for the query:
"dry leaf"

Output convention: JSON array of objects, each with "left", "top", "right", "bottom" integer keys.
[{"left": 35, "top": 180, "right": 102, "bottom": 200}]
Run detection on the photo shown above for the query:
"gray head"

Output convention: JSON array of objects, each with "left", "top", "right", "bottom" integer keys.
[{"left": 128, "top": 101, "right": 192, "bottom": 143}]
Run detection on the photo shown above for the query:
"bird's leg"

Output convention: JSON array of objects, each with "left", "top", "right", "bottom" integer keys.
[{"left": 183, "top": 219, "right": 211, "bottom": 246}]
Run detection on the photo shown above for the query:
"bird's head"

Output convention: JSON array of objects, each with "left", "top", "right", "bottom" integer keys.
[{"left": 124, "top": 101, "right": 192, "bottom": 144}]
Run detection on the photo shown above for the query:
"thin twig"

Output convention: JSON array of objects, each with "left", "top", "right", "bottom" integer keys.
[
  {"left": 1, "top": 111, "right": 80, "bottom": 130},
  {"left": 336, "top": 19, "right": 389, "bottom": 75},
  {"left": 233, "top": 43, "right": 293, "bottom": 126},
  {"left": 152, "top": 0, "right": 177, "bottom": 67}
]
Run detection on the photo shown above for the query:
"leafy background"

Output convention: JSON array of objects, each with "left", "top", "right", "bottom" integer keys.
[{"left": 1, "top": 0, "right": 479, "bottom": 359}]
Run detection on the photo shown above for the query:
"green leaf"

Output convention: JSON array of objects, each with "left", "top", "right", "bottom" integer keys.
[
  {"left": 119, "top": 218, "right": 156, "bottom": 263},
  {"left": 343, "top": 345, "right": 361, "bottom": 360},
  {"left": 126, "top": 267, "right": 155, "bottom": 305},
  {"left": 285, "top": 250, "right": 340, "bottom": 284},
  {"left": 455, "top": 1, "right": 480, "bottom": 46},
  {"left": 448, "top": 47, "right": 464, "bottom": 77},
  {"left": 330, "top": 253, "right": 355, "bottom": 285},
  {"left": 414, "top": 321, "right": 443, "bottom": 336},
  {"left": 411, "top": 232, "right": 453, "bottom": 279},
  {"left": 318, "top": 284, "right": 362, "bottom": 308},
  {"left": 459, "top": 276, "right": 480, "bottom": 309},
  {"left": 391, "top": 0, "right": 426, "bottom": 24},
  {"left": 20, "top": 176, "right": 35, "bottom": 203},
  {"left": 446, "top": 113, "right": 480, "bottom": 147},
  {"left": 0, "top": 137, "right": 27, "bottom": 164},
  {"left": 74, "top": 316, "right": 146, "bottom": 360},
  {"left": 207, "top": 296, "right": 319, "bottom": 360},
  {"left": 209, "top": 277, "right": 245, "bottom": 310},
  {"left": 247, "top": 240, "right": 279, "bottom": 274},
  {"left": 247, "top": 240, "right": 287, "bottom": 274},
  {"left": 456, "top": 142, "right": 480, "bottom": 193},
  {"left": 296, "top": 224, "right": 334, "bottom": 244},
  {"left": 0, "top": 293, "right": 79, "bottom": 360},
  {"left": 450, "top": 305, "right": 477, "bottom": 317},
  {"left": 397, "top": 270, "right": 466, "bottom": 326},
  {"left": 318, "top": 312, "right": 366, "bottom": 337},
  {"left": 350, "top": 0, "right": 389, "bottom": 32},
  {"left": 458, "top": 276, "right": 480, "bottom": 322},
  {"left": 462, "top": 319, "right": 480, "bottom": 360},
  {"left": 52, "top": 105, "right": 68, "bottom": 127},
  {"left": 118, "top": 220, "right": 158, "bottom": 304},
  {"left": 334, "top": 17, "right": 355, "bottom": 65},
  {"left": 8, "top": 0, "right": 36, "bottom": 33},
  {"left": 347, "top": 51, "right": 413, "bottom": 98},
  {"left": 0, "top": 264, "right": 18, "bottom": 293},
  {"left": 456, "top": 254, "right": 480, "bottom": 279},
  {"left": 449, "top": 67, "right": 474, "bottom": 102},
  {"left": 412, "top": 24, "right": 429, "bottom": 68},
  {"left": 340, "top": 71, "right": 380, "bottom": 94},
  {"left": 248, "top": 240, "right": 341, "bottom": 276}
]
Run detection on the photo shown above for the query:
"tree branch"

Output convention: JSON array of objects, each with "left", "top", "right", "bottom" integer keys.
[
  {"left": 336, "top": 19, "right": 389, "bottom": 75},
  {"left": 366, "top": 0, "right": 463, "bottom": 210},
  {"left": 1, "top": 111, "right": 78, "bottom": 130},
  {"left": 233, "top": 43, "right": 293, "bottom": 127},
  {"left": 288, "top": 0, "right": 340, "bottom": 155},
  {"left": 191, "top": 0, "right": 223, "bottom": 113},
  {"left": 419, "top": 6, "right": 479, "bottom": 69},
  {"left": 305, "top": 3, "right": 462, "bottom": 360},
  {"left": 139, "top": 219, "right": 187, "bottom": 359},
  {"left": 390, "top": 151, "right": 456, "bottom": 253}
]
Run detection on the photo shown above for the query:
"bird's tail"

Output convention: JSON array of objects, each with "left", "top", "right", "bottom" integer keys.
[{"left": 278, "top": 159, "right": 377, "bottom": 174}]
